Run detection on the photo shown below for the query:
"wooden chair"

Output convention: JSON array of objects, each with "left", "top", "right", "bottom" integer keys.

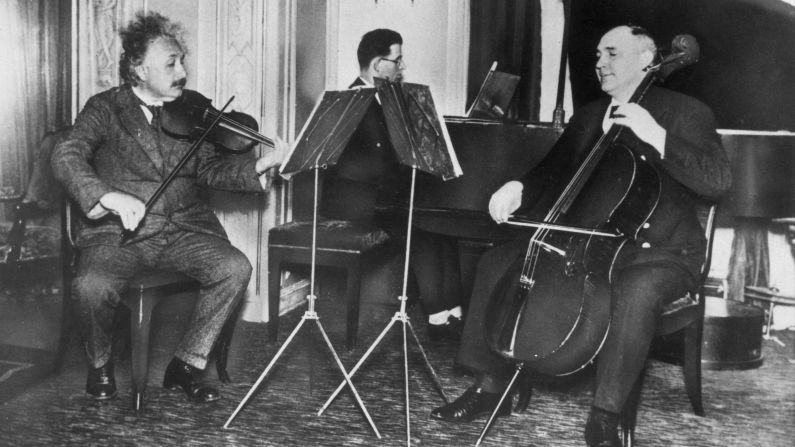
[
  {"left": 60, "top": 202, "right": 241, "bottom": 412},
  {"left": 1, "top": 130, "right": 65, "bottom": 300},
  {"left": 620, "top": 203, "right": 717, "bottom": 446},
  {"left": 0, "top": 129, "right": 69, "bottom": 389},
  {"left": 267, "top": 218, "right": 396, "bottom": 350}
]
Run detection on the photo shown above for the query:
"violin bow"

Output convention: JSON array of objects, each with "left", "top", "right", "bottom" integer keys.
[{"left": 121, "top": 96, "right": 235, "bottom": 243}]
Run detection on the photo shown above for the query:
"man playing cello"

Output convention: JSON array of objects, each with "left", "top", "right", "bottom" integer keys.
[{"left": 431, "top": 25, "right": 731, "bottom": 447}]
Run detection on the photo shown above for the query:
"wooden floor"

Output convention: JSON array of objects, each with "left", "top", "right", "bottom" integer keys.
[{"left": 1, "top": 277, "right": 794, "bottom": 446}]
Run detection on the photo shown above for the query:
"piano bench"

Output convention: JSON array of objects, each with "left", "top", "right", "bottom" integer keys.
[{"left": 268, "top": 219, "right": 395, "bottom": 350}]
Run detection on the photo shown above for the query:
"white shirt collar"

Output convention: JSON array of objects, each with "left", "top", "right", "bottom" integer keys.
[
  {"left": 601, "top": 98, "right": 626, "bottom": 133},
  {"left": 131, "top": 87, "right": 163, "bottom": 124}
]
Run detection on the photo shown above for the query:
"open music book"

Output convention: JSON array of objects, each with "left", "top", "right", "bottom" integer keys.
[
  {"left": 374, "top": 77, "right": 462, "bottom": 181},
  {"left": 466, "top": 61, "right": 520, "bottom": 120},
  {"left": 279, "top": 88, "right": 376, "bottom": 179}
]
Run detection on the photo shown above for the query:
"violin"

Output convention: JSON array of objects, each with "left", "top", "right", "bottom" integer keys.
[
  {"left": 483, "top": 35, "right": 700, "bottom": 375},
  {"left": 121, "top": 91, "right": 277, "bottom": 243},
  {"left": 161, "top": 89, "right": 274, "bottom": 152}
]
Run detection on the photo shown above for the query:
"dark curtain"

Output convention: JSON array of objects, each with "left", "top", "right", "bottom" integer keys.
[
  {"left": 567, "top": 0, "right": 795, "bottom": 131},
  {"left": 468, "top": 0, "right": 542, "bottom": 122}
]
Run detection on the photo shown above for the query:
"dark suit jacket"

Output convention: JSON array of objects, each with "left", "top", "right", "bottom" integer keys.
[
  {"left": 518, "top": 86, "right": 732, "bottom": 283},
  {"left": 51, "top": 84, "right": 263, "bottom": 247},
  {"left": 319, "top": 77, "right": 407, "bottom": 221}
]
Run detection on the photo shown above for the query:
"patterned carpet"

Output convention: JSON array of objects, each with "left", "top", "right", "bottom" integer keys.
[{"left": 0, "top": 295, "right": 793, "bottom": 446}]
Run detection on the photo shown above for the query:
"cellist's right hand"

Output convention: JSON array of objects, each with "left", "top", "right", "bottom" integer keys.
[
  {"left": 488, "top": 180, "right": 523, "bottom": 224},
  {"left": 92, "top": 191, "right": 146, "bottom": 231}
]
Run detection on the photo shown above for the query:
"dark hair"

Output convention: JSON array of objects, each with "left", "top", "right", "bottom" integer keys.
[
  {"left": 626, "top": 24, "right": 658, "bottom": 55},
  {"left": 118, "top": 11, "right": 186, "bottom": 86},
  {"left": 357, "top": 29, "right": 402, "bottom": 69}
]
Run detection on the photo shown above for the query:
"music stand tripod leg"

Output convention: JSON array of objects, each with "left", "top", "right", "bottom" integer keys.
[
  {"left": 319, "top": 167, "right": 448, "bottom": 446},
  {"left": 405, "top": 318, "right": 449, "bottom": 403},
  {"left": 224, "top": 166, "right": 380, "bottom": 438},
  {"left": 318, "top": 313, "right": 400, "bottom": 414},
  {"left": 313, "top": 317, "right": 382, "bottom": 438},
  {"left": 223, "top": 316, "right": 308, "bottom": 428}
]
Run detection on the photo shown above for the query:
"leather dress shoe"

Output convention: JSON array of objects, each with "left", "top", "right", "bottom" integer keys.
[
  {"left": 427, "top": 315, "right": 463, "bottom": 342},
  {"left": 163, "top": 358, "right": 220, "bottom": 403},
  {"left": 584, "top": 406, "right": 621, "bottom": 447},
  {"left": 86, "top": 361, "right": 117, "bottom": 400},
  {"left": 430, "top": 385, "right": 511, "bottom": 422}
]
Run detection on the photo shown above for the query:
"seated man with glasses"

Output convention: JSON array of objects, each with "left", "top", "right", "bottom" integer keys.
[{"left": 320, "top": 28, "right": 465, "bottom": 343}]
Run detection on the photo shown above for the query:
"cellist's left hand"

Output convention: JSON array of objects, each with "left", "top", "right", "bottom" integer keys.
[{"left": 611, "top": 103, "right": 667, "bottom": 156}]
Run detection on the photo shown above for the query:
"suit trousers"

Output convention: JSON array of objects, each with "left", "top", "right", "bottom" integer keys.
[
  {"left": 456, "top": 239, "right": 689, "bottom": 414},
  {"left": 73, "top": 222, "right": 252, "bottom": 370},
  {"left": 410, "top": 229, "right": 463, "bottom": 315}
]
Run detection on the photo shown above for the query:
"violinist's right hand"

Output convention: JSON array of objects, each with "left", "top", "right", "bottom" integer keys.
[
  {"left": 91, "top": 191, "right": 146, "bottom": 231},
  {"left": 488, "top": 180, "right": 524, "bottom": 224},
  {"left": 255, "top": 136, "right": 288, "bottom": 173},
  {"left": 255, "top": 136, "right": 289, "bottom": 191}
]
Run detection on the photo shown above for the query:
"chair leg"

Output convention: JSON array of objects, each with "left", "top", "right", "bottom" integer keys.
[
  {"left": 54, "top": 239, "right": 76, "bottom": 373},
  {"left": 268, "top": 256, "right": 282, "bottom": 343},
  {"left": 683, "top": 320, "right": 705, "bottom": 416},
  {"left": 53, "top": 275, "right": 73, "bottom": 373},
  {"left": 621, "top": 369, "right": 646, "bottom": 447},
  {"left": 213, "top": 298, "right": 243, "bottom": 383},
  {"left": 128, "top": 288, "right": 159, "bottom": 412},
  {"left": 344, "top": 262, "right": 362, "bottom": 351}
]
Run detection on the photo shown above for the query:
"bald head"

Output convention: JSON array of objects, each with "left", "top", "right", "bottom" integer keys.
[{"left": 595, "top": 25, "right": 658, "bottom": 101}]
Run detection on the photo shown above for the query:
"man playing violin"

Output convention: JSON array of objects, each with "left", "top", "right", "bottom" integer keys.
[
  {"left": 431, "top": 25, "right": 731, "bottom": 446},
  {"left": 51, "top": 11, "right": 285, "bottom": 404}
]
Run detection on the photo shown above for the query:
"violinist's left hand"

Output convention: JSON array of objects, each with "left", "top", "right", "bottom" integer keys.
[
  {"left": 255, "top": 136, "right": 289, "bottom": 190},
  {"left": 611, "top": 103, "right": 667, "bottom": 156}
]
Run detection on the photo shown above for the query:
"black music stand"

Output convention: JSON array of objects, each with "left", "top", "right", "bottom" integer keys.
[
  {"left": 223, "top": 88, "right": 381, "bottom": 437},
  {"left": 318, "top": 78, "right": 462, "bottom": 446}
]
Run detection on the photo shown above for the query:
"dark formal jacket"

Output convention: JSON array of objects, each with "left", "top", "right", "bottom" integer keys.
[
  {"left": 51, "top": 85, "right": 263, "bottom": 247},
  {"left": 319, "top": 77, "right": 407, "bottom": 221},
  {"left": 518, "top": 86, "right": 732, "bottom": 284}
]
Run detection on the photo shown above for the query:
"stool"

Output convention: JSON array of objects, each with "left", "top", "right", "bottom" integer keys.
[{"left": 268, "top": 219, "right": 395, "bottom": 350}]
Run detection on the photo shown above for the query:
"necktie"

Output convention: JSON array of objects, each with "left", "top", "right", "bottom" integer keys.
[
  {"left": 147, "top": 105, "right": 162, "bottom": 129},
  {"left": 609, "top": 105, "right": 619, "bottom": 118}
]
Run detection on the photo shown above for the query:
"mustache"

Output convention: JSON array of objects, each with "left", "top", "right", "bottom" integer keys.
[{"left": 173, "top": 78, "right": 187, "bottom": 88}]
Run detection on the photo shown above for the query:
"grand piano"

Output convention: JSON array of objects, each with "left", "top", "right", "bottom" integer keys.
[{"left": 411, "top": 118, "right": 561, "bottom": 241}]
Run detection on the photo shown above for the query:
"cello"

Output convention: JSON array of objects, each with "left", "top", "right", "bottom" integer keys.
[{"left": 483, "top": 35, "right": 700, "bottom": 376}]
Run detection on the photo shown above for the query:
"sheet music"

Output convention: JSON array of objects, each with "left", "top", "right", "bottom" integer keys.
[
  {"left": 467, "top": 62, "right": 520, "bottom": 120},
  {"left": 374, "top": 78, "right": 462, "bottom": 181},
  {"left": 279, "top": 88, "right": 376, "bottom": 179}
]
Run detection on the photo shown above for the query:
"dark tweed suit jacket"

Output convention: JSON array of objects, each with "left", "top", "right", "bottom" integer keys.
[
  {"left": 518, "top": 86, "right": 732, "bottom": 284},
  {"left": 51, "top": 84, "right": 263, "bottom": 247}
]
